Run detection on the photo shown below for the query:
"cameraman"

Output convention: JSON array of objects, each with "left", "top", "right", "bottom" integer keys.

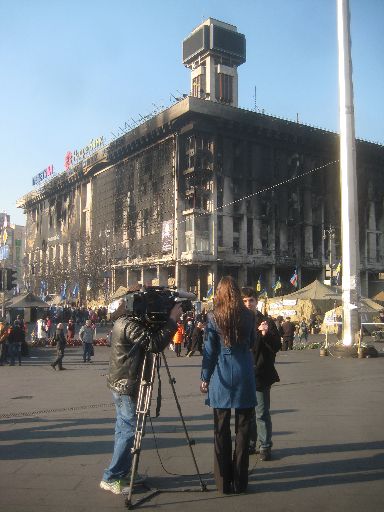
[{"left": 100, "top": 290, "right": 182, "bottom": 495}]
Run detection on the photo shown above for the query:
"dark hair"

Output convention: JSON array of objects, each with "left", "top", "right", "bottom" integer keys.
[
  {"left": 241, "top": 286, "right": 258, "bottom": 299},
  {"left": 214, "top": 276, "right": 248, "bottom": 347}
]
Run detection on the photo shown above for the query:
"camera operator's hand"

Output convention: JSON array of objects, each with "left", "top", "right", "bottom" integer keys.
[{"left": 169, "top": 303, "right": 183, "bottom": 323}]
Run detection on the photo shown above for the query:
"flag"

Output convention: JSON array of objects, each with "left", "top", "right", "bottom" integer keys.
[
  {"left": 272, "top": 277, "right": 282, "bottom": 292},
  {"left": 256, "top": 275, "right": 261, "bottom": 292},
  {"left": 40, "top": 281, "right": 45, "bottom": 299},
  {"left": 290, "top": 269, "right": 298, "bottom": 288},
  {"left": 61, "top": 281, "right": 67, "bottom": 300},
  {"left": 72, "top": 283, "right": 79, "bottom": 298},
  {"left": 335, "top": 260, "right": 342, "bottom": 284},
  {"left": 206, "top": 286, "right": 213, "bottom": 300},
  {"left": 259, "top": 288, "right": 268, "bottom": 298}
]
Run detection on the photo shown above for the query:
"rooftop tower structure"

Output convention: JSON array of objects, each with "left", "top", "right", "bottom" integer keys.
[{"left": 182, "top": 18, "right": 246, "bottom": 107}]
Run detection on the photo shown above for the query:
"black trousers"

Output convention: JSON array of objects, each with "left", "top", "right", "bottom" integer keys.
[
  {"left": 213, "top": 407, "right": 253, "bottom": 494},
  {"left": 283, "top": 336, "right": 294, "bottom": 350},
  {"left": 52, "top": 348, "right": 64, "bottom": 369}
]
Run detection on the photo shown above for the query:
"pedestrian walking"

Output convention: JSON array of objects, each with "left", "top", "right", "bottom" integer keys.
[
  {"left": 186, "top": 321, "right": 205, "bottom": 356},
  {"left": 281, "top": 317, "right": 295, "bottom": 350},
  {"left": 66, "top": 319, "right": 75, "bottom": 344},
  {"left": 79, "top": 319, "right": 95, "bottom": 363},
  {"left": 36, "top": 317, "right": 47, "bottom": 345},
  {"left": 50, "top": 323, "right": 66, "bottom": 370},
  {"left": 299, "top": 318, "right": 309, "bottom": 343},
  {"left": 45, "top": 316, "right": 52, "bottom": 339},
  {"left": 0, "top": 318, "right": 10, "bottom": 366},
  {"left": 201, "top": 276, "right": 256, "bottom": 494},
  {"left": 8, "top": 320, "right": 24, "bottom": 366}
]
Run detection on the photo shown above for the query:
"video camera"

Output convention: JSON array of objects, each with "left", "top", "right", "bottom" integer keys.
[{"left": 108, "top": 286, "right": 196, "bottom": 323}]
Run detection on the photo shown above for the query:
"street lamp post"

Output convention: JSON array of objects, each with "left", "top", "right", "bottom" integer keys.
[
  {"left": 313, "top": 0, "right": 363, "bottom": 351},
  {"left": 337, "top": 0, "right": 361, "bottom": 346}
]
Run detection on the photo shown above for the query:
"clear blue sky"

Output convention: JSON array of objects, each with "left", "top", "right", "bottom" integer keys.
[{"left": 1, "top": 0, "right": 383, "bottom": 226}]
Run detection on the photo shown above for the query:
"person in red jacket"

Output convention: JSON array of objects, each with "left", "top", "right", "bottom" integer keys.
[
  {"left": 66, "top": 319, "right": 75, "bottom": 344},
  {"left": 172, "top": 322, "right": 184, "bottom": 357}
]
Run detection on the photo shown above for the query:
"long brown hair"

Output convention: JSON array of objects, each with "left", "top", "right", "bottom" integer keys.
[{"left": 213, "top": 276, "right": 248, "bottom": 347}]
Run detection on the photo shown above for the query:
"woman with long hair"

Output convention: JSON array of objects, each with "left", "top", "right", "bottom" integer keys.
[{"left": 201, "top": 276, "right": 256, "bottom": 494}]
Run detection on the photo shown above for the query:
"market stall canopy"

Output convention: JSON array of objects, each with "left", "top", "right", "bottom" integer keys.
[
  {"left": 271, "top": 280, "right": 341, "bottom": 301},
  {"left": 322, "top": 298, "right": 383, "bottom": 333},
  {"left": 372, "top": 290, "right": 384, "bottom": 304},
  {"left": 360, "top": 297, "right": 383, "bottom": 313},
  {"left": 266, "top": 280, "right": 341, "bottom": 322},
  {"left": 7, "top": 293, "right": 50, "bottom": 309},
  {"left": 109, "top": 286, "right": 129, "bottom": 300}
]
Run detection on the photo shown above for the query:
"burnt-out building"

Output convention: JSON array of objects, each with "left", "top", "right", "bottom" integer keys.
[{"left": 17, "top": 18, "right": 384, "bottom": 301}]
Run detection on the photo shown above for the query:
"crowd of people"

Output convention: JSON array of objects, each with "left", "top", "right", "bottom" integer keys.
[{"left": 0, "top": 309, "right": 99, "bottom": 369}]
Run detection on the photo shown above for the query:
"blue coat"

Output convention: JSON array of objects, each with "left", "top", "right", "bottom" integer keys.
[{"left": 201, "top": 310, "right": 256, "bottom": 409}]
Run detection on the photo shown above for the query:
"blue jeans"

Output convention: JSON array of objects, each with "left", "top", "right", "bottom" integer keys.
[
  {"left": 250, "top": 387, "right": 272, "bottom": 450},
  {"left": 9, "top": 343, "right": 21, "bottom": 365},
  {"left": 102, "top": 392, "right": 137, "bottom": 482}
]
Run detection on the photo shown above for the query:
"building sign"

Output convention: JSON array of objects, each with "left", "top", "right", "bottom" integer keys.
[
  {"left": 47, "top": 234, "right": 60, "bottom": 243},
  {"left": 283, "top": 299, "right": 297, "bottom": 306},
  {"left": 162, "top": 220, "right": 174, "bottom": 253},
  {"left": 64, "top": 136, "right": 105, "bottom": 171},
  {"left": 32, "top": 165, "right": 54, "bottom": 186}
]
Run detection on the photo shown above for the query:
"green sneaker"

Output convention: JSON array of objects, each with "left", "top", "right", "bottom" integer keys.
[{"left": 99, "top": 480, "right": 122, "bottom": 495}]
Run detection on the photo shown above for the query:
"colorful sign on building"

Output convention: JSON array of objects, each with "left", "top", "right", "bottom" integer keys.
[
  {"left": 64, "top": 136, "right": 105, "bottom": 171},
  {"left": 32, "top": 165, "right": 54, "bottom": 186}
]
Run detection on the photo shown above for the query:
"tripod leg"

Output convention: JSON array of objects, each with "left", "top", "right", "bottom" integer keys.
[
  {"left": 125, "top": 352, "right": 157, "bottom": 508},
  {"left": 161, "top": 352, "right": 207, "bottom": 491}
]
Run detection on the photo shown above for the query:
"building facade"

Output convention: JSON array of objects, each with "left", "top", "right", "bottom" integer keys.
[
  {"left": 0, "top": 213, "right": 25, "bottom": 291},
  {"left": 17, "top": 19, "right": 384, "bottom": 302}
]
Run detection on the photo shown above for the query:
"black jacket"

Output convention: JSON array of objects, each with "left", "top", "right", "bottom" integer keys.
[
  {"left": 107, "top": 315, "right": 177, "bottom": 397},
  {"left": 252, "top": 311, "right": 281, "bottom": 390},
  {"left": 53, "top": 329, "right": 66, "bottom": 351}
]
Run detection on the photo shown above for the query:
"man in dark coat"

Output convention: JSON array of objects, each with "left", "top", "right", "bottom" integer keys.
[
  {"left": 50, "top": 323, "right": 66, "bottom": 370},
  {"left": 242, "top": 287, "right": 281, "bottom": 461},
  {"left": 186, "top": 321, "right": 205, "bottom": 356},
  {"left": 8, "top": 320, "right": 25, "bottom": 366},
  {"left": 281, "top": 317, "right": 295, "bottom": 350}
]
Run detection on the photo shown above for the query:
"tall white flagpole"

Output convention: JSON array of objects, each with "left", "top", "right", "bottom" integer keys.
[{"left": 337, "top": 0, "right": 361, "bottom": 346}]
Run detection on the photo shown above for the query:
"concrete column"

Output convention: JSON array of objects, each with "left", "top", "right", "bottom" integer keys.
[
  {"left": 304, "top": 189, "right": 313, "bottom": 258},
  {"left": 222, "top": 175, "right": 233, "bottom": 250},
  {"left": 238, "top": 265, "right": 247, "bottom": 287},
  {"left": 206, "top": 56, "right": 216, "bottom": 101},
  {"left": 127, "top": 268, "right": 140, "bottom": 287},
  {"left": 268, "top": 265, "right": 276, "bottom": 292},
  {"left": 178, "top": 265, "right": 188, "bottom": 291},
  {"left": 208, "top": 262, "right": 218, "bottom": 293},
  {"left": 157, "top": 266, "right": 168, "bottom": 287},
  {"left": 279, "top": 195, "right": 288, "bottom": 254},
  {"left": 368, "top": 201, "right": 377, "bottom": 261}
]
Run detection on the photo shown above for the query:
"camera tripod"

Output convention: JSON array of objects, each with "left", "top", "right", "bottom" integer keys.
[{"left": 124, "top": 350, "right": 208, "bottom": 509}]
